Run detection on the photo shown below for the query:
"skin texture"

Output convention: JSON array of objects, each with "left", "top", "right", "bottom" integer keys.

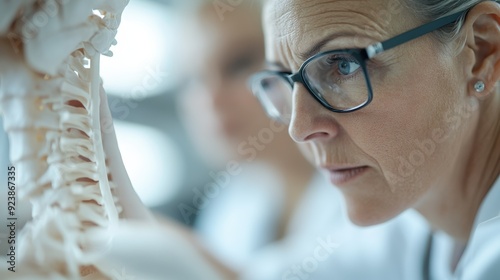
[{"left": 263, "top": 0, "right": 500, "bottom": 242}]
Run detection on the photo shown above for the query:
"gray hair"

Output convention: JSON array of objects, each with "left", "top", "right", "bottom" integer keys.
[
  {"left": 404, "top": 0, "right": 499, "bottom": 42},
  {"left": 406, "top": 0, "right": 500, "bottom": 92}
]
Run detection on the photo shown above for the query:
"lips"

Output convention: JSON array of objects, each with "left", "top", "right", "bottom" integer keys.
[{"left": 324, "top": 166, "right": 369, "bottom": 185}]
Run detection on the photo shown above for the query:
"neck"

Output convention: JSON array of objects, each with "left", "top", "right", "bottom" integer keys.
[{"left": 416, "top": 92, "right": 500, "bottom": 243}]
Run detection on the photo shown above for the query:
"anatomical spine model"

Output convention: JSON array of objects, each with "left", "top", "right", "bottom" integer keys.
[{"left": 0, "top": 0, "right": 131, "bottom": 278}]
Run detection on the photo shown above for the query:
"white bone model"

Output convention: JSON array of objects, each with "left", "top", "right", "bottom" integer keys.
[{"left": 0, "top": 0, "right": 135, "bottom": 278}]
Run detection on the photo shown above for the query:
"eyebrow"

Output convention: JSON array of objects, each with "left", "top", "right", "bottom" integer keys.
[
  {"left": 298, "top": 32, "right": 374, "bottom": 61},
  {"left": 298, "top": 35, "right": 336, "bottom": 61},
  {"left": 265, "top": 32, "right": 372, "bottom": 71}
]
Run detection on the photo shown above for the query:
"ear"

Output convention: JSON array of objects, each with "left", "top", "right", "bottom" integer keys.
[{"left": 462, "top": 1, "right": 500, "bottom": 97}]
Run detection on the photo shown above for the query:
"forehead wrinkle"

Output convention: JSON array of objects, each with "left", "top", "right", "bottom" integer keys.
[
  {"left": 298, "top": 9, "right": 391, "bottom": 50},
  {"left": 273, "top": 1, "right": 300, "bottom": 39},
  {"left": 271, "top": 0, "right": 396, "bottom": 66},
  {"left": 306, "top": 9, "right": 391, "bottom": 39},
  {"left": 265, "top": 7, "right": 300, "bottom": 70},
  {"left": 292, "top": 0, "right": 390, "bottom": 32}
]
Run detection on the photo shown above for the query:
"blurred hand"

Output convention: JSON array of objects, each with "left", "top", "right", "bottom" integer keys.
[
  {"left": 99, "top": 86, "right": 155, "bottom": 221},
  {"left": 87, "top": 220, "right": 227, "bottom": 280}
]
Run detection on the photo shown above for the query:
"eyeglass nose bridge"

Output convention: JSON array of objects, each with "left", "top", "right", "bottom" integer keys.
[
  {"left": 284, "top": 69, "right": 332, "bottom": 113},
  {"left": 287, "top": 71, "right": 305, "bottom": 87},
  {"left": 286, "top": 70, "right": 323, "bottom": 103},
  {"left": 284, "top": 67, "right": 349, "bottom": 114}
]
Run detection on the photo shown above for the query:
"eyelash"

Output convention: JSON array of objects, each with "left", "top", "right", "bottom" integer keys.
[
  {"left": 323, "top": 56, "right": 363, "bottom": 83},
  {"left": 325, "top": 55, "right": 358, "bottom": 65}
]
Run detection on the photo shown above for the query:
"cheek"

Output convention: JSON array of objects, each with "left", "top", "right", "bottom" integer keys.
[{"left": 348, "top": 54, "right": 466, "bottom": 192}]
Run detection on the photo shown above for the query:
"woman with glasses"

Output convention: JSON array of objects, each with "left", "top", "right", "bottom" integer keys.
[
  {"left": 176, "top": 0, "right": 321, "bottom": 271},
  {"left": 249, "top": 0, "right": 500, "bottom": 278},
  {"left": 175, "top": 1, "right": 433, "bottom": 279},
  {"left": 91, "top": 1, "right": 435, "bottom": 279}
]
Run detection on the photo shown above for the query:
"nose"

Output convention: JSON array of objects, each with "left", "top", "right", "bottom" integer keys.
[{"left": 288, "top": 84, "right": 340, "bottom": 142}]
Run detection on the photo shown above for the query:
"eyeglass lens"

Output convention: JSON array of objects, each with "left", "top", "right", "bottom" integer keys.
[{"left": 252, "top": 52, "right": 369, "bottom": 124}]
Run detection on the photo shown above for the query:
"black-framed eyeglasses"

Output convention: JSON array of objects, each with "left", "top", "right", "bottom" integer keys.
[{"left": 248, "top": 8, "right": 471, "bottom": 124}]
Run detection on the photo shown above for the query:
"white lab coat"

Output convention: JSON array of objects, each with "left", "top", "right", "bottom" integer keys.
[
  {"left": 194, "top": 163, "right": 286, "bottom": 270},
  {"left": 195, "top": 164, "right": 432, "bottom": 280},
  {"left": 430, "top": 176, "right": 500, "bottom": 280}
]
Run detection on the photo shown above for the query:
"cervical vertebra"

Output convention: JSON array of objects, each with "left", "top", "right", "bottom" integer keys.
[{"left": 0, "top": 1, "right": 130, "bottom": 278}]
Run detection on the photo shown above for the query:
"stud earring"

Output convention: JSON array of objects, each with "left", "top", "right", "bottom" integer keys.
[{"left": 474, "top": 81, "right": 486, "bottom": 93}]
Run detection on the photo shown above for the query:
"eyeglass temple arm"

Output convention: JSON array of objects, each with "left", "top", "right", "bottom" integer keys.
[{"left": 365, "top": 9, "right": 469, "bottom": 59}]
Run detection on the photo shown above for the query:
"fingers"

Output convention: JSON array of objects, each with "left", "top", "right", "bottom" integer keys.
[
  {"left": 99, "top": 86, "right": 155, "bottom": 221},
  {"left": 99, "top": 84, "right": 115, "bottom": 134}
]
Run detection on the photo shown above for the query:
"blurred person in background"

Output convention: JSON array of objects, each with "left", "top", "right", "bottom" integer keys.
[{"left": 176, "top": 0, "right": 328, "bottom": 270}]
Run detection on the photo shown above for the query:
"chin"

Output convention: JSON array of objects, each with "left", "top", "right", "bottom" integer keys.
[{"left": 343, "top": 195, "right": 404, "bottom": 227}]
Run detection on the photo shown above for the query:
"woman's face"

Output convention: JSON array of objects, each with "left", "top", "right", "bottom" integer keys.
[{"left": 264, "top": 0, "right": 479, "bottom": 225}]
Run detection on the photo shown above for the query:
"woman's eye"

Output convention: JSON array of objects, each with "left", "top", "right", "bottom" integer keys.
[
  {"left": 328, "top": 56, "right": 360, "bottom": 76},
  {"left": 321, "top": 55, "right": 362, "bottom": 77},
  {"left": 337, "top": 59, "right": 361, "bottom": 75}
]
